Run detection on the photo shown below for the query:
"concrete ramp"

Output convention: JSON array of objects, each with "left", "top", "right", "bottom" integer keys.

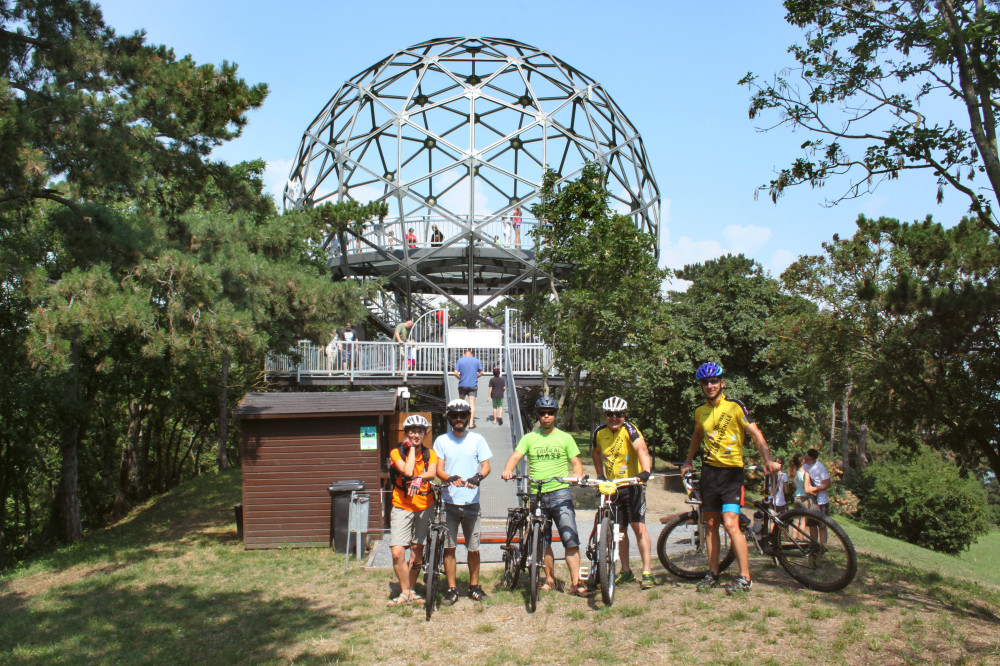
[{"left": 443, "top": 372, "right": 518, "bottom": 519}]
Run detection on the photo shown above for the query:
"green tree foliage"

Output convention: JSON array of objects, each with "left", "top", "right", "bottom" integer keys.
[
  {"left": 0, "top": 2, "right": 377, "bottom": 557},
  {"left": 523, "top": 163, "right": 667, "bottom": 428},
  {"left": 858, "top": 449, "right": 990, "bottom": 553},
  {"left": 0, "top": 0, "right": 267, "bottom": 216},
  {"left": 782, "top": 214, "right": 1000, "bottom": 482},
  {"left": 657, "top": 255, "right": 824, "bottom": 461},
  {"left": 741, "top": 0, "right": 1000, "bottom": 233}
]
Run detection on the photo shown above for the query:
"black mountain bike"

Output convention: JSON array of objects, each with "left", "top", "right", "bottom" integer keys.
[
  {"left": 422, "top": 484, "right": 448, "bottom": 620},
  {"left": 501, "top": 475, "right": 563, "bottom": 613},
  {"left": 656, "top": 466, "right": 735, "bottom": 580},
  {"left": 658, "top": 466, "right": 858, "bottom": 592}
]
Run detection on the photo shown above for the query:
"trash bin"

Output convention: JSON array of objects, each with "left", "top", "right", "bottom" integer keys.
[
  {"left": 328, "top": 480, "right": 365, "bottom": 552},
  {"left": 233, "top": 503, "right": 244, "bottom": 540}
]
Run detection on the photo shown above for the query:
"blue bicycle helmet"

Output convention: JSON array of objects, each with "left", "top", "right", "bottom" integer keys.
[
  {"left": 535, "top": 395, "right": 559, "bottom": 411},
  {"left": 695, "top": 362, "right": 724, "bottom": 381}
]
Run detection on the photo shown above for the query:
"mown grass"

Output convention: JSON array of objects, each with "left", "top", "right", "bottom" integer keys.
[
  {"left": 838, "top": 516, "right": 1000, "bottom": 588},
  {"left": 2, "top": 470, "right": 999, "bottom": 665}
]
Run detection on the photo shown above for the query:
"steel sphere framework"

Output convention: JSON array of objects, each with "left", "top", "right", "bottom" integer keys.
[{"left": 285, "top": 36, "right": 661, "bottom": 321}]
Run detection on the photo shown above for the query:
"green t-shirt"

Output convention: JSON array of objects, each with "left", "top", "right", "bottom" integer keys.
[
  {"left": 515, "top": 428, "right": 580, "bottom": 493},
  {"left": 394, "top": 322, "right": 409, "bottom": 342}
]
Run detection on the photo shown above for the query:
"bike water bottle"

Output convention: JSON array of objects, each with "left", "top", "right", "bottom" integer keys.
[{"left": 752, "top": 510, "right": 763, "bottom": 534}]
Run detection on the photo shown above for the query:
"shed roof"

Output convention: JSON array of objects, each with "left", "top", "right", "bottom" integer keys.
[{"left": 234, "top": 391, "right": 398, "bottom": 419}]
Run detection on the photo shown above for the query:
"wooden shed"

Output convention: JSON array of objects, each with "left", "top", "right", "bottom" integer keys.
[{"left": 234, "top": 390, "right": 399, "bottom": 549}]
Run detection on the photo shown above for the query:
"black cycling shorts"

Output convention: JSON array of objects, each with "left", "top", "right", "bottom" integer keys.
[
  {"left": 699, "top": 465, "right": 744, "bottom": 513},
  {"left": 612, "top": 485, "right": 646, "bottom": 527}
]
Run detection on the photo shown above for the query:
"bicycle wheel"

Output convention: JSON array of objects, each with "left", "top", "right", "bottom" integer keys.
[
  {"left": 502, "top": 512, "right": 526, "bottom": 590},
  {"left": 774, "top": 508, "right": 857, "bottom": 592},
  {"left": 597, "top": 515, "right": 616, "bottom": 605},
  {"left": 528, "top": 521, "right": 543, "bottom": 612},
  {"left": 424, "top": 531, "right": 440, "bottom": 620},
  {"left": 656, "top": 512, "right": 735, "bottom": 579}
]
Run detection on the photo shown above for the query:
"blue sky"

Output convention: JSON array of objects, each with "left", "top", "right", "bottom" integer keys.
[{"left": 96, "top": 0, "right": 971, "bottom": 277}]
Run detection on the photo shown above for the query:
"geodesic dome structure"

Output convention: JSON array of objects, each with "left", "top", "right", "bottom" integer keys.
[{"left": 285, "top": 36, "right": 660, "bottom": 324}]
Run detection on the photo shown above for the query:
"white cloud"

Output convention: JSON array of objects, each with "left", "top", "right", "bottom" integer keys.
[
  {"left": 723, "top": 224, "right": 772, "bottom": 256},
  {"left": 264, "top": 158, "right": 293, "bottom": 206},
  {"left": 766, "top": 249, "right": 798, "bottom": 277}
]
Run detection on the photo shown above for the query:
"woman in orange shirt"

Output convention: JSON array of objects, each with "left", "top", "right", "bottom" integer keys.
[{"left": 387, "top": 415, "right": 438, "bottom": 606}]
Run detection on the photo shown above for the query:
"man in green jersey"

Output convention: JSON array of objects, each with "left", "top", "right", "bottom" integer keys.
[{"left": 501, "top": 395, "right": 588, "bottom": 596}]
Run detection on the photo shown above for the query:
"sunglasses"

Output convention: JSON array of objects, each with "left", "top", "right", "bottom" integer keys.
[
  {"left": 605, "top": 411, "right": 626, "bottom": 418},
  {"left": 699, "top": 378, "right": 723, "bottom": 386},
  {"left": 537, "top": 410, "right": 557, "bottom": 417},
  {"left": 447, "top": 412, "right": 470, "bottom": 419}
]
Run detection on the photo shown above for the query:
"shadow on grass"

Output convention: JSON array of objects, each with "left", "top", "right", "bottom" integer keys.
[
  {"left": 0, "top": 577, "right": 350, "bottom": 664},
  {"left": 3, "top": 471, "right": 243, "bottom": 578},
  {"left": 743, "top": 551, "right": 1000, "bottom": 626}
]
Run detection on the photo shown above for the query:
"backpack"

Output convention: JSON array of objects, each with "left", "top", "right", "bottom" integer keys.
[{"left": 387, "top": 443, "right": 431, "bottom": 491}]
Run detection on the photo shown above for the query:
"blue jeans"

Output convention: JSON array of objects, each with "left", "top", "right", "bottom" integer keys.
[{"left": 538, "top": 488, "right": 580, "bottom": 550}]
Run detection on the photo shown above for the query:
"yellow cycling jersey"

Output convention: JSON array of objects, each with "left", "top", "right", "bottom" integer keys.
[
  {"left": 694, "top": 393, "right": 754, "bottom": 468},
  {"left": 592, "top": 422, "right": 643, "bottom": 479}
]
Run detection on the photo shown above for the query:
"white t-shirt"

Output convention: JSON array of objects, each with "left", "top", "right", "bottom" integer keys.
[
  {"left": 804, "top": 461, "right": 830, "bottom": 505},
  {"left": 770, "top": 471, "right": 788, "bottom": 506}
]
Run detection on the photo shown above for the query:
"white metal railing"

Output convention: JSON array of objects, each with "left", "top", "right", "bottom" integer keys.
[
  {"left": 326, "top": 216, "right": 545, "bottom": 258},
  {"left": 264, "top": 340, "right": 553, "bottom": 380}
]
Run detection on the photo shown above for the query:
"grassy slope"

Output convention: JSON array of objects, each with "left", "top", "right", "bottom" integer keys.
[
  {"left": 2, "top": 470, "right": 999, "bottom": 665},
  {"left": 840, "top": 518, "right": 1000, "bottom": 588}
]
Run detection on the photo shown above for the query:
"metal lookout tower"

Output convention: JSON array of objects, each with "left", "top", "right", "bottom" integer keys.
[{"left": 284, "top": 36, "right": 661, "bottom": 330}]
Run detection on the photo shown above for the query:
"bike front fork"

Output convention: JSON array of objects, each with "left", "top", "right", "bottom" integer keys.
[{"left": 580, "top": 522, "right": 622, "bottom": 581}]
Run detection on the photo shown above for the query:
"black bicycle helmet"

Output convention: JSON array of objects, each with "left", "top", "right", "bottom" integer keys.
[{"left": 534, "top": 395, "right": 559, "bottom": 411}]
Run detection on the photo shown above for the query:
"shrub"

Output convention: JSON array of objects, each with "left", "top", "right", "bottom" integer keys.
[{"left": 857, "top": 449, "right": 990, "bottom": 554}]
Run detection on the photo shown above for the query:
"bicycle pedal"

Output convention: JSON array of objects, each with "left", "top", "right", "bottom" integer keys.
[{"left": 578, "top": 565, "right": 590, "bottom": 579}]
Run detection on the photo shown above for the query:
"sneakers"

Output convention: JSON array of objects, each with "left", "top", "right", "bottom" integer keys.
[
  {"left": 614, "top": 570, "right": 635, "bottom": 584},
  {"left": 725, "top": 576, "right": 752, "bottom": 594},
  {"left": 468, "top": 585, "right": 488, "bottom": 601},
  {"left": 640, "top": 571, "right": 655, "bottom": 590},
  {"left": 443, "top": 587, "right": 460, "bottom": 605},
  {"left": 696, "top": 572, "right": 720, "bottom": 590}
]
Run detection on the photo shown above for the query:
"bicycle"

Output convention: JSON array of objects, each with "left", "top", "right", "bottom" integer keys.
[
  {"left": 501, "top": 475, "right": 564, "bottom": 613},
  {"left": 569, "top": 475, "right": 657, "bottom": 606},
  {"left": 658, "top": 466, "right": 858, "bottom": 592},
  {"left": 421, "top": 483, "right": 448, "bottom": 620},
  {"left": 655, "top": 465, "right": 735, "bottom": 580}
]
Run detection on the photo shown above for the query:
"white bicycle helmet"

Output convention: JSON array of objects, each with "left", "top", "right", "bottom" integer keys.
[
  {"left": 402, "top": 414, "right": 431, "bottom": 429},
  {"left": 446, "top": 399, "right": 472, "bottom": 413},
  {"left": 602, "top": 396, "right": 628, "bottom": 412}
]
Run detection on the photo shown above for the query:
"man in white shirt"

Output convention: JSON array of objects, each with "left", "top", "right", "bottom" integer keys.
[{"left": 803, "top": 448, "right": 831, "bottom": 544}]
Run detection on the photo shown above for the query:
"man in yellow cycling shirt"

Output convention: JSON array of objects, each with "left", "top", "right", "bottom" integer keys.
[
  {"left": 682, "top": 363, "right": 779, "bottom": 594},
  {"left": 591, "top": 396, "right": 654, "bottom": 590}
]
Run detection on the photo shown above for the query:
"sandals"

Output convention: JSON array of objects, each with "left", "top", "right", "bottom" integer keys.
[
  {"left": 386, "top": 590, "right": 422, "bottom": 607},
  {"left": 570, "top": 586, "right": 594, "bottom": 597}
]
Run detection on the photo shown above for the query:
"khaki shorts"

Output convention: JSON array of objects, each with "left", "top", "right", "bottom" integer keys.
[{"left": 389, "top": 506, "right": 432, "bottom": 547}]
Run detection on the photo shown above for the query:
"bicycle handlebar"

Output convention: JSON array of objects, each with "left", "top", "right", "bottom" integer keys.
[{"left": 563, "top": 475, "right": 661, "bottom": 487}]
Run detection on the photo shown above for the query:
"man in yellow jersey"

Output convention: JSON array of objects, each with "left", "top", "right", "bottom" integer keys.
[
  {"left": 682, "top": 363, "right": 779, "bottom": 594},
  {"left": 591, "top": 396, "right": 655, "bottom": 590}
]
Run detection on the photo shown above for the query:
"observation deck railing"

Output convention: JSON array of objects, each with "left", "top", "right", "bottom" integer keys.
[
  {"left": 264, "top": 339, "right": 553, "bottom": 383},
  {"left": 327, "top": 216, "right": 545, "bottom": 258}
]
